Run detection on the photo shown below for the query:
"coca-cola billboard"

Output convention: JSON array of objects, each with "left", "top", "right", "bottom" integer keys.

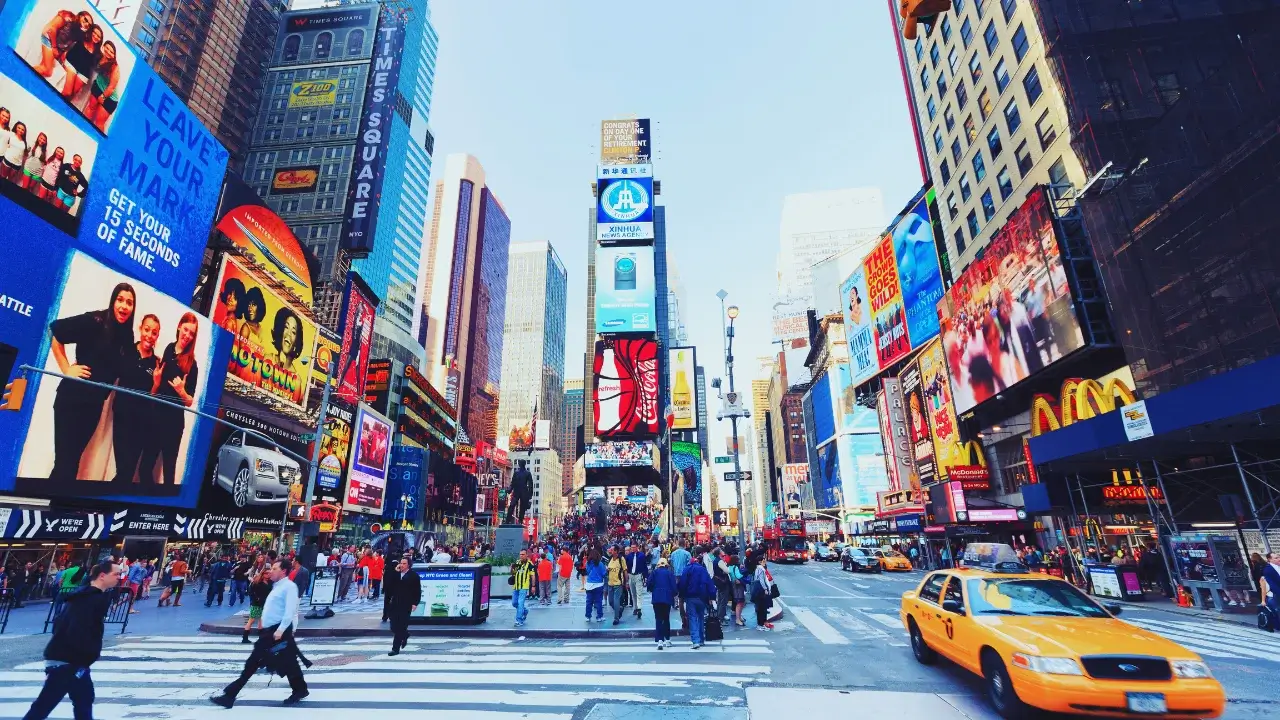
[{"left": 593, "top": 336, "right": 660, "bottom": 439}]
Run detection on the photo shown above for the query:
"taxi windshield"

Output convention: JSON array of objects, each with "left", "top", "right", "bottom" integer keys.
[{"left": 966, "top": 578, "right": 1110, "bottom": 618}]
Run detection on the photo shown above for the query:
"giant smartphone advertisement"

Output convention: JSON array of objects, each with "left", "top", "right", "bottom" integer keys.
[
  {"left": 15, "top": 251, "right": 231, "bottom": 505},
  {"left": 344, "top": 403, "right": 392, "bottom": 514},
  {"left": 594, "top": 245, "right": 655, "bottom": 333}
]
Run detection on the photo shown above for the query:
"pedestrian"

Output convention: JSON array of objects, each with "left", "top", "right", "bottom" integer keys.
[
  {"left": 355, "top": 552, "right": 371, "bottom": 603},
  {"left": 381, "top": 553, "right": 404, "bottom": 623},
  {"left": 229, "top": 555, "right": 252, "bottom": 607},
  {"left": 606, "top": 545, "right": 627, "bottom": 625},
  {"left": 583, "top": 549, "right": 607, "bottom": 622},
  {"left": 338, "top": 546, "right": 357, "bottom": 600},
  {"left": 209, "top": 559, "right": 309, "bottom": 708},
  {"left": 1262, "top": 552, "right": 1280, "bottom": 627},
  {"left": 205, "top": 554, "right": 231, "bottom": 607},
  {"left": 625, "top": 541, "right": 648, "bottom": 619},
  {"left": 21, "top": 562, "right": 119, "bottom": 720},
  {"left": 165, "top": 556, "right": 188, "bottom": 606},
  {"left": 125, "top": 559, "right": 147, "bottom": 612},
  {"left": 678, "top": 549, "right": 714, "bottom": 649},
  {"left": 669, "top": 539, "right": 691, "bottom": 627},
  {"left": 510, "top": 550, "right": 535, "bottom": 628},
  {"left": 556, "top": 548, "right": 573, "bottom": 604},
  {"left": 537, "top": 552, "right": 553, "bottom": 606},
  {"left": 711, "top": 549, "right": 732, "bottom": 624},
  {"left": 8, "top": 561, "right": 28, "bottom": 608},
  {"left": 647, "top": 557, "right": 677, "bottom": 649},
  {"left": 387, "top": 558, "right": 421, "bottom": 655},
  {"left": 576, "top": 546, "right": 589, "bottom": 592},
  {"left": 751, "top": 557, "right": 776, "bottom": 631},
  {"left": 369, "top": 551, "right": 385, "bottom": 600},
  {"left": 140, "top": 560, "right": 155, "bottom": 600},
  {"left": 727, "top": 554, "right": 746, "bottom": 626},
  {"left": 241, "top": 569, "right": 271, "bottom": 644}
]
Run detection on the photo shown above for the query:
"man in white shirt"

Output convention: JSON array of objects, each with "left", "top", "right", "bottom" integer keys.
[
  {"left": 431, "top": 547, "right": 452, "bottom": 563},
  {"left": 210, "top": 560, "right": 308, "bottom": 708}
]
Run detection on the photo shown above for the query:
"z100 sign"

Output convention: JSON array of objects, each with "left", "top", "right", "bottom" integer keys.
[{"left": 593, "top": 337, "right": 659, "bottom": 439}]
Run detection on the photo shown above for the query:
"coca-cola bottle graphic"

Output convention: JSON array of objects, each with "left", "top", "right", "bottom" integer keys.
[{"left": 596, "top": 346, "right": 623, "bottom": 434}]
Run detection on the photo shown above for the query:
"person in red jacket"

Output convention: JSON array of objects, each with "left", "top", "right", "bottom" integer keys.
[
  {"left": 369, "top": 551, "right": 385, "bottom": 600},
  {"left": 556, "top": 549, "right": 574, "bottom": 604},
  {"left": 537, "top": 553, "right": 554, "bottom": 606}
]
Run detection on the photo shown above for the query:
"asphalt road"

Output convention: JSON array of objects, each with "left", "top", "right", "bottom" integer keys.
[{"left": 763, "top": 560, "right": 1280, "bottom": 719}]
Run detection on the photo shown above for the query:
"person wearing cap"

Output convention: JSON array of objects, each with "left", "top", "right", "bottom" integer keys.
[{"left": 646, "top": 556, "right": 677, "bottom": 649}]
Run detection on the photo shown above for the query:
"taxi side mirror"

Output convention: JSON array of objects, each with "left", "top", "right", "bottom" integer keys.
[
  {"left": 1104, "top": 603, "right": 1123, "bottom": 616},
  {"left": 942, "top": 598, "right": 965, "bottom": 615}
]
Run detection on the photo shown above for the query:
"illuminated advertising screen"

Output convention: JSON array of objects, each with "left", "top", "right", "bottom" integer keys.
[
  {"left": 344, "top": 403, "right": 392, "bottom": 514},
  {"left": 334, "top": 272, "right": 376, "bottom": 405},
  {"left": 781, "top": 463, "right": 807, "bottom": 510},
  {"left": 595, "top": 245, "right": 655, "bottom": 333},
  {"left": 362, "top": 357, "right": 391, "bottom": 414},
  {"left": 316, "top": 401, "right": 353, "bottom": 493},
  {"left": 593, "top": 336, "right": 659, "bottom": 439},
  {"left": 600, "top": 118, "right": 651, "bottom": 164},
  {"left": 938, "top": 187, "right": 1084, "bottom": 414},
  {"left": 840, "top": 434, "right": 890, "bottom": 508},
  {"left": 210, "top": 255, "right": 315, "bottom": 411},
  {"left": 198, "top": 406, "right": 307, "bottom": 521},
  {"left": 900, "top": 363, "right": 935, "bottom": 485},
  {"left": 892, "top": 192, "right": 945, "bottom": 350},
  {"left": 815, "top": 440, "right": 841, "bottom": 509},
  {"left": 13, "top": 251, "right": 231, "bottom": 505},
  {"left": 668, "top": 346, "right": 697, "bottom": 431},
  {"left": 865, "top": 235, "right": 910, "bottom": 369},
  {"left": 215, "top": 199, "right": 313, "bottom": 307},
  {"left": 400, "top": 363, "right": 457, "bottom": 457},
  {"left": 595, "top": 163, "right": 653, "bottom": 243},
  {"left": 841, "top": 265, "right": 878, "bottom": 385},
  {"left": 671, "top": 439, "right": 701, "bottom": 512},
  {"left": 587, "top": 440, "right": 658, "bottom": 469},
  {"left": 917, "top": 337, "right": 964, "bottom": 480}
]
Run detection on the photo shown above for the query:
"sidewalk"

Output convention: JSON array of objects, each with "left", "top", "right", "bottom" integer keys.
[
  {"left": 1, "top": 586, "right": 248, "bottom": 636},
  {"left": 1116, "top": 595, "right": 1258, "bottom": 627}
]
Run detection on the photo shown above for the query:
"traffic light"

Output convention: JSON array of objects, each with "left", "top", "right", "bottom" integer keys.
[
  {"left": 900, "top": 0, "right": 952, "bottom": 40},
  {"left": 2, "top": 377, "right": 26, "bottom": 411}
]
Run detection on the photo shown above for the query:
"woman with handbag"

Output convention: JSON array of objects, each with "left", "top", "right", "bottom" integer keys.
[
  {"left": 751, "top": 557, "right": 776, "bottom": 631},
  {"left": 727, "top": 555, "right": 746, "bottom": 627}
]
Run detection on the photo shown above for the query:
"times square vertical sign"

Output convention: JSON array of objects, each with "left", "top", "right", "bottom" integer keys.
[{"left": 342, "top": 6, "right": 407, "bottom": 256}]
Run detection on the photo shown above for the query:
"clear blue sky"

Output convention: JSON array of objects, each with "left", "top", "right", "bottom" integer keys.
[{"left": 427, "top": 1, "right": 925, "bottom": 465}]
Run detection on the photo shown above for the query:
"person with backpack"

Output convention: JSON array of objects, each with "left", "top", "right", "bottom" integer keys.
[
  {"left": 710, "top": 548, "right": 732, "bottom": 625},
  {"left": 678, "top": 548, "right": 714, "bottom": 649},
  {"left": 22, "top": 562, "right": 119, "bottom": 720},
  {"left": 205, "top": 555, "right": 232, "bottom": 607},
  {"left": 646, "top": 557, "right": 677, "bottom": 649},
  {"left": 583, "top": 549, "right": 607, "bottom": 622},
  {"left": 727, "top": 554, "right": 746, "bottom": 627}
]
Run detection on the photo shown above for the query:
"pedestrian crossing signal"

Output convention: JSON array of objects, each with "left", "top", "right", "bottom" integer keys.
[
  {"left": 900, "top": 0, "right": 952, "bottom": 40},
  {"left": 1, "top": 377, "right": 26, "bottom": 411}
]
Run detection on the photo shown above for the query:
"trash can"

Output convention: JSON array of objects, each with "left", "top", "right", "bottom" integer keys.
[{"left": 407, "top": 562, "right": 490, "bottom": 625}]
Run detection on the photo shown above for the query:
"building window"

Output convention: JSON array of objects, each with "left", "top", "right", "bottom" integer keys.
[
  {"left": 324, "top": 163, "right": 340, "bottom": 176},
  {"left": 983, "top": 21, "right": 998, "bottom": 53},
  {"left": 329, "top": 123, "right": 348, "bottom": 136},
  {"left": 926, "top": 96, "right": 938, "bottom": 120},
  {"left": 319, "top": 180, "right": 338, "bottom": 193},
  {"left": 142, "top": 13, "right": 160, "bottom": 30},
  {"left": 981, "top": 189, "right": 996, "bottom": 220},
  {"left": 954, "top": 227, "right": 967, "bottom": 255},
  {"left": 265, "top": 128, "right": 282, "bottom": 141},
  {"left": 955, "top": 0, "right": 966, "bottom": 11},
  {"left": 946, "top": 193, "right": 959, "bottom": 220},
  {"left": 314, "top": 31, "right": 333, "bottom": 60},
  {"left": 930, "top": 43, "right": 941, "bottom": 68},
  {"left": 137, "top": 29, "right": 155, "bottom": 45},
  {"left": 934, "top": 127, "right": 944, "bottom": 153},
  {"left": 960, "top": 18, "right": 973, "bottom": 48},
  {"left": 1015, "top": 140, "right": 1033, "bottom": 175},
  {"left": 148, "top": 0, "right": 164, "bottom": 12},
  {"left": 987, "top": 126, "right": 1003, "bottom": 158},
  {"left": 920, "top": 66, "right": 931, "bottom": 92},
  {"left": 939, "top": 158, "right": 951, "bottom": 184},
  {"left": 944, "top": 107, "right": 955, "bottom": 131},
  {"left": 959, "top": 173, "right": 972, "bottom": 201},
  {"left": 948, "top": 47, "right": 960, "bottom": 74},
  {"left": 1023, "top": 65, "right": 1044, "bottom": 104},
  {"left": 941, "top": 16, "right": 952, "bottom": 43},
  {"left": 994, "top": 58, "right": 1010, "bottom": 91},
  {"left": 297, "top": 125, "right": 315, "bottom": 139},
  {"left": 282, "top": 34, "right": 300, "bottom": 62},
  {"left": 273, "top": 82, "right": 289, "bottom": 95},
  {"left": 1035, "top": 110, "right": 1057, "bottom": 149},
  {"left": 347, "top": 29, "right": 365, "bottom": 55},
  {"left": 936, "top": 71, "right": 948, "bottom": 96},
  {"left": 997, "top": 167, "right": 1014, "bottom": 199},
  {"left": 969, "top": 54, "right": 983, "bottom": 82},
  {"left": 951, "top": 138, "right": 963, "bottom": 164},
  {"left": 1001, "top": 0, "right": 1017, "bottom": 22},
  {"left": 966, "top": 209, "right": 980, "bottom": 237},
  {"left": 964, "top": 114, "right": 977, "bottom": 142},
  {"left": 316, "top": 197, "right": 335, "bottom": 210},
  {"left": 256, "top": 151, "right": 275, "bottom": 164},
  {"left": 337, "top": 92, "right": 353, "bottom": 104},
  {"left": 1154, "top": 72, "right": 1182, "bottom": 106},
  {"left": 1004, "top": 99, "right": 1022, "bottom": 133},
  {"left": 1101, "top": 78, "right": 1128, "bottom": 111},
  {"left": 973, "top": 151, "right": 986, "bottom": 181},
  {"left": 288, "top": 148, "right": 307, "bottom": 162},
  {"left": 1011, "top": 25, "right": 1029, "bottom": 61},
  {"left": 913, "top": 37, "right": 925, "bottom": 64},
  {"left": 254, "top": 168, "right": 269, "bottom": 181},
  {"left": 978, "top": 88, "right": 992, "bottom": 119},
  {"left": 325, "top": 147, "right": 344, "bottom": 159},
  {"left": 279, "top": 199, "right": 300, "bottom": 213},
  {"left": 955, "top": 78, "right": 968, "bottom": 109},
  {"left": 271, "top": 98, "right": 286, "bottom": 110}
]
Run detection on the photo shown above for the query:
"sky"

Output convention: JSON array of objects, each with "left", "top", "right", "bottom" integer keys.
[{"left": 426, "top": 1, "right": 926, "bottom": 493}]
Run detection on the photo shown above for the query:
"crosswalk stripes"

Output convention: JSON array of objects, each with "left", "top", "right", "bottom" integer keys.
[
  {"left": 1125, "top": 617, "right": 1280, "bottom": 663},
  {"left": 0, "top": 634, "right": 773, "bottom": 719}
]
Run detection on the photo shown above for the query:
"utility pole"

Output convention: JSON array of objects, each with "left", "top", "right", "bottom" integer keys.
[
  {"left": 717, "top": 290, "right": 748, "bottom": 554},
  {"left": 302, "top": 360, "right": 336, "bottom": 532}
]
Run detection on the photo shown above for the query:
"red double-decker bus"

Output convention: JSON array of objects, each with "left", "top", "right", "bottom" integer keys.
[{"left": 763, "top": 518, "right": 808, "bottom": 563}]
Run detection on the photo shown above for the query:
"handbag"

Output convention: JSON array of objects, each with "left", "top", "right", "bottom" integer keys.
[
  {"left": 1259, "top": 605, "right": 1276, "bottom": 632},
  {"left": 770, "top": 583, "right": 781, "bottom": 599}
]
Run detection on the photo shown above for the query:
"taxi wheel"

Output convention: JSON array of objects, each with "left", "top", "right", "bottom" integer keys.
[
  {"left": 907, "top": 619, "right": 936, "bottom": 665},
  {"left": 982, "top": 651, "right": 1030, "bottom": 720}
]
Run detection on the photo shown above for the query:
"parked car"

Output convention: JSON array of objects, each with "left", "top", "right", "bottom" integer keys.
[
  {"left": 869, "top": 547, "right": 914, "bottom": 571},
  {"left": 813, "top": 544, "right": 839, "bottom": 562},
  {"left": 212, "top": 431, "right": 302, "bottom": 508},
  {"left": 842, "top": 546, "right": 881, "bottom": 573}
]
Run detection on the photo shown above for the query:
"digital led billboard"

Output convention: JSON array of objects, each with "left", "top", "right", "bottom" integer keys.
[
  {"left": 593, "top": 336, "right": 659, "bottom": 439},
  {"left": 892, "top": 193, "right": 945, "bottom": 350},
  {"left": 334, "top": 272, "right": 376, "bottom": 405},
  {"left": 595, "top": 164, "right": 653, "bottom": 243},
  {"left": 344, "top": 403, "right": 392, "bottom": 514},
  {"left": 595, "top": 245, "right": 655, "bottom": 333}
]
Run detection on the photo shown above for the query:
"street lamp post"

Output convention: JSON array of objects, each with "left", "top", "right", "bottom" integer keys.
[
  {"left": 718, "top": 291, "right": 748, "bottom": 554},
  {"left": 300, "top": 359, "right": 336, "bottom": 543}
]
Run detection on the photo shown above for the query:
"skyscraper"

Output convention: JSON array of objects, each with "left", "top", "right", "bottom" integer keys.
[
  {"left": 557, "top": 379, "right": 585, "bottom": 496},
  {"left": 496, "top": 242, "right": 568, "bottom": 453},
  {"left": 113, "top": 0, "right": 284, "bottom": 169},
  {"left": 240, "top": 0, "right": 440, "bottom": 358},
  {"left": 421, "top": 154, "right": 513, "bottom": 445}
]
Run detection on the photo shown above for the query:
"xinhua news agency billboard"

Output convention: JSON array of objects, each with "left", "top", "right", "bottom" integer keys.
[
  {"left": 596, "top": 164, "right": 653, "bottom": 243},
  {"left": 0, "top": 0, "right": 230, "bottom": 507}
]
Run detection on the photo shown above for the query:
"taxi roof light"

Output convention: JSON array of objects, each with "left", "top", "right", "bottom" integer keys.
[{"left": 962, "top": 542, "right": 1029, "bottom": 573}]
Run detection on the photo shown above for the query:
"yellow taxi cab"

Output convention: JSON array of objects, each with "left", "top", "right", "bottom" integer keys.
[
  {"left": 871, "top": 547, "right": 914, "bottom": 571},
  {"left": 899, "top": 543, "right": 1225, "bottom": 719}
]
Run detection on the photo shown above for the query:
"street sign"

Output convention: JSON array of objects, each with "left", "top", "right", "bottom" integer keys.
[
  {"left": 724, "top": 471, "right": 753, "bottom": 483},
  {"left": 299, "top": 433, "right": 316, "bottom": 442},
  {"left": 714, "top": 456, "right": 732, "bottom": 464}
]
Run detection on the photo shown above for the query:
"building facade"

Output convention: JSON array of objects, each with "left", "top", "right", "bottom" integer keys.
[
  {"left": 515, "top": 450, "right": 563, "bottom": 527},
  {"left": 776, "top": 188, "right": 886, "bottom": 305},
  {"left": 557, "top": 379, "right": 585, "bottom": 496},
  {"left": 420, "top": 153, "right": 512, "bottom": 445},
  {"left": 496, "top": 241, "right": 569, "bottom": 453}
]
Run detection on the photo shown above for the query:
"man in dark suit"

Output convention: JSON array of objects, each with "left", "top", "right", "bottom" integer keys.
[{"left": 387, "top": 557, "right": 421, "bottom": 656}]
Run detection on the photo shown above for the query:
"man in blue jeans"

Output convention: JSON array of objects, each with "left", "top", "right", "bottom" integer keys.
[
  {"left": 678, "top": 548, "right": 714, "bottom": 649},
  {"left": 510, "top": 550, "right": 535, "bottom": 628}
]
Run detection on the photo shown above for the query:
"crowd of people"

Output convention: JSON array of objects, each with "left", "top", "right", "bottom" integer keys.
[{"left": 558, "top": 501, "right": 659, "bottom": 546}]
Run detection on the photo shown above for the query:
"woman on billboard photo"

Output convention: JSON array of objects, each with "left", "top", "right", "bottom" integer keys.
[
  {"left": 212, "top": 277, "right": 245, "bottom": 335},
  {"left": 47, "top": 282, "right": 135, "bottom": 480},
  {"left": 270, "top": 307, "right": 304, "bottom": 378},
  {"left": 111, "top": 314, "right": 161, "bottom": 485},
  {"left": 237, "top": 286, "right": 266, "bottom": 345},
  {"left": 138, "top": 313, "right": 200, "bottom": 486},
  {"left": 59, "top": 22, "right": 101, "bottom": 101},
  {"left": 21, "top": 131, "right": 49, "bottom": 191},
  {"left": 84, "top": 41, "right": 121, "bottom": 132},
  {"left": 1, "top": 121, "right": 28, "bottom": 183}
]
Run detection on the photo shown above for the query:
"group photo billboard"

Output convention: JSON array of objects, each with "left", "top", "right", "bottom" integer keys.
[
  {"left": 595, "top": 164, "right": 653, "bottom": 243},
  {"left": 0, "top": 0, "right": 228, "bottom": 297},
  {"left": 892, "top": 191, "right": 944, "bottom": 350},
  {"left": 15, "top": 251, "right": 231, "bottom": 505},
  {"left": 937, "top": 187, "right": 1084, "bottom": 414},
  {"left": 595, "top": 244, "right": 655, "bottom": 333},
  {"left": 593, "top": 336, "right": 660, "bottom": 439},
  {"left": 344, "top": 403, "right": 392, "bottom": 514},
  {"left": 211, "top": 255, "right": 316, "bottom": 412}
]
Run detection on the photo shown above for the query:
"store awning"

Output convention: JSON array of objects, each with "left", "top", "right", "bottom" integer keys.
[{"left": 1028, "top": 353, "right": 1280, "bottom": 472}]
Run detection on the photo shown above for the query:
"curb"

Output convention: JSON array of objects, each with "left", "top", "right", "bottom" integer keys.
[
  {"left": 1116, "top": 600, "right": 1256, "bottom": 628},
  {"left": 198, "top": 622, "right": 682, "bottom": 639}
]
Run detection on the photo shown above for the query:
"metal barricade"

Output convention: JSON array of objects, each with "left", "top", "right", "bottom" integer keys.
[
  {"left": 0, "top": 589, "right": 12, "bottom": 634},
  {"left": 43, "top": 586, "right": 134, "bottom": 635}
]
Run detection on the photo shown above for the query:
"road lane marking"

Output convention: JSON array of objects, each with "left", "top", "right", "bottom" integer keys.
[
  {"left": 807, "top": 575, "right": 871, "bottom": 599},
  {"left": 866, "top": 612, "right": 906, "bottom": 630},
  {"left": 784, "top": 604, "right": 850, "bottom": 645}
]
